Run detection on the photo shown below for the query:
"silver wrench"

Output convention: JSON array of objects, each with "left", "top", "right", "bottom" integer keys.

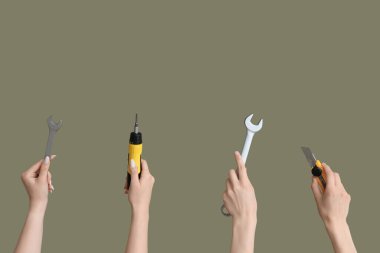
[
  {"left": 221, "top": 114, "right": 263, "bottom": 216},
  {"left": 45, "top": 115, "right": 63, "bottom": 158}
]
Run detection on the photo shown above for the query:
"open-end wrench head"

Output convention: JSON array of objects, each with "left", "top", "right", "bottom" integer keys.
[
  {"left": 245, "top": 114, "right": 263, "bottom": 133},
  {"left": 47, "top": 115, "right": 63, "bottom": 131}
]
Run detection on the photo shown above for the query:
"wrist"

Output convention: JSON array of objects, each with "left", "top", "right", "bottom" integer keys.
[
  {"left": 324, "top": 219, "right": 348, "bottom": 232},
  {"left": 233, "top": 214, "right": 257, "bottom": 231},
  {"left": 131, "top": 206, "right": 149, "bottom": 220},
  {"left": 323, "top": 216, "right": 348, "bottom": 231},
  {"left": 28, "top": 205, "right": 47, "bottom": 219},
  {"left": 29, "top": 200, "right": 47, "bottom": 215},
  {"left": 233, "top": 211, "right": 257, "bottom": 224},
  {"left": 231, "top": 214, "right": 256, "bottom": 253}
]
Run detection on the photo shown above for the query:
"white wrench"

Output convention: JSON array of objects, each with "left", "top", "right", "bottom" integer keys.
[
  {"left": 241, "top": 114, "right": 263, "bottom": 164},
  {"left": 221, "top": 114, "right": 263, "bottom": 216}
]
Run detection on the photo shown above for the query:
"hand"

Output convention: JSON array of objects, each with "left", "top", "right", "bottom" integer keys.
[
  {"left": 311, "top": 163, "right": 357, "bottom": 253},
  {"left": 21, "top": 156, "right": 55, "bottom": 210},
  {"left": 223, "top": 151, "right": 257, "bottom": 223},
  {"left": 124, "top": 159, "right": 155, "bottom": 213},
  {"left": 14, "top": 156, "right": 56, "bottom": 253},
  {"left": 311, "top": 163, "right": 351, "bottom": 227},
  {"left": 224, "top": 152, "right": 257, "bottom": 253}
]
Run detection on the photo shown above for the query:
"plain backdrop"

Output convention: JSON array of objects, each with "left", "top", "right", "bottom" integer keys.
[{"left": 1, "top": 1, "right": 379, "bottom": 252}]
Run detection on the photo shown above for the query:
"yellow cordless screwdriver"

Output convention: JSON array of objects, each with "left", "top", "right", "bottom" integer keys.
[
  {"left": 301, "top": 147, "right": 327, "bottom": 191},
  {"left": 127, "top": 113, "right": 143, "bottom": 189}
]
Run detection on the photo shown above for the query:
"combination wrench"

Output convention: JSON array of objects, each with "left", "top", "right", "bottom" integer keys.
[{"left": 221, "top": 114, "right": 263, "bottom": 216}]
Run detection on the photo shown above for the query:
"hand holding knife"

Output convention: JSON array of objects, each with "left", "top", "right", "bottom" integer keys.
[{"left": 301, "top": 147, "right": 327, "bottom": 191}]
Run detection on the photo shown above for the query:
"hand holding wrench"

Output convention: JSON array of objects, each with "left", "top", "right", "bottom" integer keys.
[
  {"left": 221, "top": 114, "right": 263, "bottom": 216},
  {"left": 45, "top": 115, "right": 63, "bottom": 158}
]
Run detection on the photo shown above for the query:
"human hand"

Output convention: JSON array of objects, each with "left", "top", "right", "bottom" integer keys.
[
  {"left": 311, "top": 163, "right": 351, "bottom": 227},
  {"left": 223, "top": 151, "right": 257, "bottom": 224},
  {"left": 21, "top": 156, "right": 56, "bottom": 210},
  {"left": 124, "top": 159, "right": 155, "bottom": 214}
]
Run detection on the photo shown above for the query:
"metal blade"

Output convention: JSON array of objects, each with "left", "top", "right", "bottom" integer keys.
[{"left": 301, "top": 146, "right": 317, "bottom": 167}]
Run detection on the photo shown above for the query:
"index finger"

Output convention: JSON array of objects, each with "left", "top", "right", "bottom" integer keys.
[
  {"left": 25, "top": 159, "right": 43, "bottom": 174},
  {"left": 311, "top": 177, "right": 322, "bottom": 204},
  {"left": 322, "top": 163, "right": 335, "bottom": 189},
  {"left": 25, "top": 155, "right": 57, "bottom": 173},
  {"left": 234, "top": 151, "right": 248, "bottom": 181},
  {"left": 228, "top": 169, "right": 239, "bottom": 186}
]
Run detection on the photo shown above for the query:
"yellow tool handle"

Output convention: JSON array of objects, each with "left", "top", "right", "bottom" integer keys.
[
  {"left": 128, "top": 144, "right": 142, "bottom": 174},
  {"left": 315, "top": 160, "right": 327, "bottom": 192}
]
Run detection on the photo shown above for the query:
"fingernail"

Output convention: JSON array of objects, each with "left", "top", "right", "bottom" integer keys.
[
  {"left": 130, "top": 159, "right": 136, "bottom": 172},
  {"left": 44, "top": 156, "right": 50, "bottom": 165}
]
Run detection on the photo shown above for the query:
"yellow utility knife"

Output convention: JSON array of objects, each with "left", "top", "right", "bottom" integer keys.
[
  {"left": 301, "top": 147, "right": 327, "bottom": 191},
  {"left": 127, "top": 113, "right": 142, "bottom": 189}
]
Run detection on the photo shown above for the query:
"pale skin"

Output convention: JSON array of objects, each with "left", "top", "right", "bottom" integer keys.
[
  {"left": 124, "top": 159, "right": 155, "bottom": 253},
  {"left": 14, "top": 155, "right": 56, "bottom": 253},
  {"left": 223, "top": 151, "right": 257, "bottom": 253},
  {"left": 13, "top": 151, "right": 355, "bottom": 253},
  {"left": 311, "top": 163, "right": 357, "bottom": 253}
]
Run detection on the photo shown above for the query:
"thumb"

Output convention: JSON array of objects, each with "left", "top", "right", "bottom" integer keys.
[
  {"left": 130, "top": 159, "right": 140, "bottom": 186},
  {"left": 38, "top": 156, "right": 51, "bottom": 181},
  {"left": 311, "top": 177, "right": 322, "bottom": 205}
]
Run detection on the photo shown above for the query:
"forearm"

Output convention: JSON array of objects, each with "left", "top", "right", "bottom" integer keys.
[
  {"left": 231, "top": 217, "right": 256, "bottom": 253},
  {"left": 125, "top": 209, "right": 149, "bottom": 253},
  {"left": 325, "top": 221, "right": 357, "bottom": 253},
  {"left": 14, "top": 202, "right": 46, "bottom": 253}
]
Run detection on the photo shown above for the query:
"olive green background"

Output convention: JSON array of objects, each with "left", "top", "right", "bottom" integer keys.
[{"left": 1, "top": 1, "right": 379, "bottom": 252}]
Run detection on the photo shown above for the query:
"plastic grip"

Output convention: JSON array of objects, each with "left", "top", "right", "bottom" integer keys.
[
  {"left": 128, "top": 144, "right": 143, "bottom": 174},
  {"left": 315, "top": 160, "right": 327, "bottom": 192}
]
